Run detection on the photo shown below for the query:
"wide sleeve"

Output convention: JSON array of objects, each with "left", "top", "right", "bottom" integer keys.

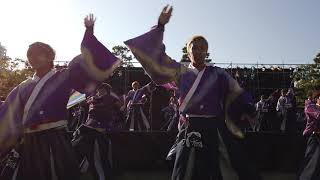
[
  {"left": 124, "top": 26, "right": 186, "bottom": 85},
  {"left": 68, "top": 26, "right": 121, "bottom": 94},
  {"left": 305, "top": 104, "right": 320, "bottom": 121},
  {"left": 222, "top": 70, "right": 254, "bottom": 139},
  {"left": 132, "top": 82, "right": 156, "bottom": 102},
  {"left": 0, "top": 87, "right": 24, "bottom": 155}
]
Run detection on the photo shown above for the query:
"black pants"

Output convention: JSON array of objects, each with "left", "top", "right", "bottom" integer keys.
[
  {"left": 171, "top": 117, "right": 261, "bottom": 180},
  {"left": 171, "top": 117, "right": 222, "bottom": 180},
  {"left": 15, "top": 127, "right": 79, "bottom": 180},
  {"left": 125, "top": 105, "right": 150, "bottom": 131},
  {"left": 298, "top": 134, "right": 320, "bottom": 180},
  {"left": 218, "top": 121, "right": 261, "bottom": 180},
  {"left": 72, "top": 125, "right": 112, "bottom": 180}
]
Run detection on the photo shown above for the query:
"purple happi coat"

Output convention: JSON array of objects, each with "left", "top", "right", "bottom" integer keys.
[
  {"left": 303, "top": 99, "right": 320, "bottom": 136},
  {"left": 0, "top": 26, "right": 120, "bottom": 154},
  {"left": 126, "top": 82, "right": 153, "bottom": 106},
  {"left": 85, "top": 90, "right": 122, "bottom": 131},
  {"left": 125, "top": 25, "right": 252, "bottom": 138}
]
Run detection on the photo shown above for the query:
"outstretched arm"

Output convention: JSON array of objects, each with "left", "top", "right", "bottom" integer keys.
[
  {"left": 0, "top": 86, "right": 24, "bottom": 155},
  {"left": 124, "top": 5, "right": 186, "bottom": 85},
  {"left": 68, "top": 14, "right": 121, "bottom": 94},
  {"left": 222, "top": 70, "right": 255, "bottom": 138}
]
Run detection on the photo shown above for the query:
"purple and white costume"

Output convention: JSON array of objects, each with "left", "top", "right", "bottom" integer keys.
[
  {"left": 125, "top": 25, "right": 260, "bottom": 180},
  {"left": 0, "top": 25, "right": 120, "bottom": 180}
]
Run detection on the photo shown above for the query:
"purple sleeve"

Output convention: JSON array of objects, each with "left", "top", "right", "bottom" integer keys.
[
  {"left": 161, "top": 81, "right": 178, "bottom": 91},
  {"left": 132, "top": 83, "right": 154, "bottom": 102},
  {"left": 124, "top": 26, "right": 183, "bottom": 84},
  {"left": 0, "top": 87, "right": 24, "bottom": 155},
  {"left": 67, "top": 26, "right": 121, "bottom": 94},
  {"left": 126, "top": 91, "right": 134, "bottom": 102},
  {"left": 305, "top": 105, "right": 320, "bottom": 120},
  {"left": 222, "top": 70, "right": 254, "bottom": 138},
  {"left": 303, "top": 103, "right": 320, "bottom": 135}
]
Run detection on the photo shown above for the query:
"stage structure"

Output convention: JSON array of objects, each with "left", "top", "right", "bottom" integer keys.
[{"left": 56, "top": 60, "right": 308, "bottom": 101}]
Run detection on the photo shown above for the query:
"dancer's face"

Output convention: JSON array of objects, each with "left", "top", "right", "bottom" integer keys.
[
  {"left": 27, "top": 46, "right": 53, "bottom": 70},
  {"left": 316, "top": 95, "right": 320, "bottom": 105},
  {"left": 132, "top": 83, "right": 140, "bottom": 90},
  {"left": 188, "top": 39, "right": 208, "bottom": 66}
]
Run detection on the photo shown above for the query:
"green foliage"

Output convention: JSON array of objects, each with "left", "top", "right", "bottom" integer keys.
[
  {"left": 112, "top": 45, "right": 133, "bottom": 67},
  {"left": 0, "top": 55, "right": 33, "bottom": 98},
  {"left": 293, "top": 51, "right": 320, "bottom": 105},
  {"left": 181, "top": 45, "right": 189, "bottom": 62}
]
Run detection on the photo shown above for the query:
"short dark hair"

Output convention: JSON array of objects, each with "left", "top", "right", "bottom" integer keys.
[
  {"left": 187, "top": 35, "right": 208, "bottom": 52},
  {"left": 27, "top": 42, "right": 55, "bottom": 61},
  {"left": 132, "top": 81, "right": 140, "bottom": 88}
]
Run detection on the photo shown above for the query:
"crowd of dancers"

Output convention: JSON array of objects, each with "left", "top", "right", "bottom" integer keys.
[
  {"left": 253, "top": 88, "right": 298, "bottom": 133},
  {"left": 0, "top": 5, "right": 319, "bottom": 180}
]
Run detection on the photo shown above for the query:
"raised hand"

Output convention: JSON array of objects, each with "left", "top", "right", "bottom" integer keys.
[
  {"left": 158, "top": 5, "right": 173, "bottom": 26},
  {"left": 84, "top": 13, "right": 96, "bottom": 28}
]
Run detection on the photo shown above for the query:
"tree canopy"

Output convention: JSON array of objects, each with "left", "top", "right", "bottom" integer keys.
[{"left": 293, "top": 51, "right": 320, "bottom": 105}]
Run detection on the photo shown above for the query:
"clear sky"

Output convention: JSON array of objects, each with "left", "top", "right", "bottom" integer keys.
[{"left": 0, "top": 0, "right": 319, "bottom": 65}]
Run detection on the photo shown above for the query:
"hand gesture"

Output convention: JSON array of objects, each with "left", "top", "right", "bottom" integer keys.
[
  {"left": 84, "top": 14, "right": 96, "bottom": 28},
  {"left": 158, "top": 5, "right": 173, "bottom": 26}
]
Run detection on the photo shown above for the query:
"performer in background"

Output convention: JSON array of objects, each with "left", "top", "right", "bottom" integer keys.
[
  {"left": 85, "top": 83, "right": 123, "bottom": 132},
  {"left": 298, "top": 86, "right": 320, "bottom": 180},
  {"left": 267, "top": 90, "right": 280, "bottom": 132},
  {"left": 0, "top": 14, "right": 120, "bottom": 180},
  {"left": 161, "top": 96, "right": 179, "bottom": 131},
  {"left": 124, "top": 5, "right": 260, "bottom": 180},
  {"left": 276, "top": 89, "right": 288, "bottom": 132},
  {"left": 285, "top": 88, "right": 297, "bottom": 133},
  {"left": 125, "top": 81, "right": 141, "bottom": 112},
  {"left": 125, "top": 81, "right": 156, "bottom": 131},
  {"left": 72, "top": 83, "right": 123, "bottom": 180},
  {"left": 255, "top": 95, "right": 270, "bottom": 132}
]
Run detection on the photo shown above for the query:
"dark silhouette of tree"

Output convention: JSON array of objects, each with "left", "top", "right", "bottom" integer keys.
[{"left": 112, "top": 45, "right": 133, "bottom": 67}]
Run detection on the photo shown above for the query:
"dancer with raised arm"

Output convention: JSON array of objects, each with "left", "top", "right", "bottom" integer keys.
[
  {"left": 125, "top": 81, "right": 156, "bottom": 131},
  {"left": 125, "top": 5, "right": 260, "bottom": 180},
  {"left": 0, "top": 14, "right": 120, "bottom": 180},
  {"left": 72, "top": 82, "right": 125, "bottom": 180}
]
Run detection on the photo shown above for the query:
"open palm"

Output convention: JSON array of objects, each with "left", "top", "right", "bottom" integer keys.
[{"left": 84, "top": 14, "right": 96, "bottom": 27}]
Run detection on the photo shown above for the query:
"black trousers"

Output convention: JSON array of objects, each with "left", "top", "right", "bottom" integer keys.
[
  {"left": 218, "top": 121, "right": 261, "bottom": 180},
  {"left": 72, "top": 125, "right": 112, "bottom": 180},
  {"left": 15, "top": 127, "right": 79, "bottom": 180},
  {"left": 125, "top": 105, "right": 150, "bottom": 131},
  {"left": 171, "top": 117, "right": 261, "bottom": 180},
  {"left": 298, "top": 134, "right": 320, "bottom": 180},
  {"left": 171, "top": 117, "right": 222, "bottom": 180}
]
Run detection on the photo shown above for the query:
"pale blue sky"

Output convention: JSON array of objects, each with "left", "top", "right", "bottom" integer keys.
[{"left": 0, "top": 0, "right": 319, "bottom": 65}]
